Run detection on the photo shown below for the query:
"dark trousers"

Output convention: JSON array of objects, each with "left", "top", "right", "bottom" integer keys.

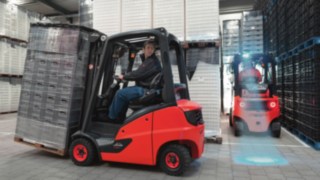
[{"left": 108, "top": 86, "right": 144, "bottom": 120}]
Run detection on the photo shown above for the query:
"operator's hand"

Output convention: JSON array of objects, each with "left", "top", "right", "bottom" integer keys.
[{"left": 118, "top": 74, "right": 124, "bottom": 80}]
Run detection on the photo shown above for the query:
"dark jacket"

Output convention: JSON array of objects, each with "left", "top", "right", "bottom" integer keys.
[{"left": 123, "top": 53, "right": 162, "bottom": 89}]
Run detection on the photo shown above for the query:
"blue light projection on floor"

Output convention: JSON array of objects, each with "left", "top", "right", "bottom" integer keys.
[{"left": 232, "top": 135, "right": 288, "bottom": 166}]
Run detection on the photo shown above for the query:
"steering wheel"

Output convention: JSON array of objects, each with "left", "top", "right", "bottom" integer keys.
[
  {"left": 98, "top": 75, "right": 124, "bottom": 99},
  {"left": 113, "top": 75, "right": 127, "bottom": 83}
]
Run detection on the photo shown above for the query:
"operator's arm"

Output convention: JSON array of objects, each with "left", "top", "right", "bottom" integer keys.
[
  {"left": 123, "top": 58, "right": 161, "bottom": 81},
  {"left": 255, "top": 69, "right": 262, "bottom": 82}
]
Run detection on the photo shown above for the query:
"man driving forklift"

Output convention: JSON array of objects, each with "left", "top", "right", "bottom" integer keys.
[
  {"left": 238, "top": 60, "right": 262, "bottom": 84},
  {"left": 108, "top": 40, "right": 162, "bottom": 122},
  {"left": 69, "top": 28, "right": 205, "bottom": 176}
]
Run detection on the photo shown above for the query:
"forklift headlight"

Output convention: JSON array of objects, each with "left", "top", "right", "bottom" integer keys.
[{"left": 239, "top": 102, "right": 246, "bottom": 108}]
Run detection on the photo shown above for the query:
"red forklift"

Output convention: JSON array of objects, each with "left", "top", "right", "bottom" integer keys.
[
  {"left": 229, "top": 54, "right": 281, "bottom": 137},
  {"left": 69, "top": 28, "right": 205, "bottom": 176}
]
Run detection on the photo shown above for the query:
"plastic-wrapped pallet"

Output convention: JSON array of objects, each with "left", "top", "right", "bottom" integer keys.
[
  {"left": 9, "top": 4, "right": 18, "bottom": 39},
  {"left": 18, "top": 45, "right": 27, "bottom": 75},
  {"left": 153, "top": 0, "right": 184, "bottom": 41},
  {"left": 80, "top": 0, "right": 93, "bottom": 28},
  {"left": 121, "top": 0, "right": 152, "bottom": 32},
  {"left": 185, "top": 48, "right": 221, "bottom": 135},
  {"left": 17, "top": 9, "right": 29, "bottom": 41},
  {"left": 10, "top": 42, "right": 20, "bottom": 75},
  {"left": 0, "top": 78, "right": 11, "bottom": 113},
  {"left": 93, "top": 0, "right": 121, "bottom": 35},
  {"left": 16, "top": 23, "right": 106, "bottom": 151},
  {"left": 0, "top": 38, "right": 11, "bottom": 74},
  {"left": 0, "top": 39, "right": 5, "bottom": 73},
  {"left": 10, "top": 78, "right": 21, "bottom": 111},
  {"left": 0, "top": 1, "right": 36, "bottom": 41},
  {"left": 2, "top": 3, "right": 11, "bottom": 37},
  {"left": 0, "top": 1, "right": 4, "bottom": 36},
  {"left": 0, "top": 3, "right": 18, "bottom": 39},
  {"left": 186, "top": 0, "right": 219, "bottom": 41},
  {"left": 0, "top": 38, "right": 27, "bottom": 75}
]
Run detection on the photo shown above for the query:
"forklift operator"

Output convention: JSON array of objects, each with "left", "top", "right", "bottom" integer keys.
[
  {"left": 238, "top": 61, "right": 262, "bottom": 83},
  {"left": 108, "top": 40, "right": 162, "bottom": 122}
]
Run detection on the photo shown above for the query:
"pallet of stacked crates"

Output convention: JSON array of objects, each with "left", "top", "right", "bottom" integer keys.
[{"left": 15, "top": 23, "right": 106, "bottom": 155}]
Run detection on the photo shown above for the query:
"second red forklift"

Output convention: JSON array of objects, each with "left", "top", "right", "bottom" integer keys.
[{"left": 229, "top": 54, "right": 281, "bottom": 137}]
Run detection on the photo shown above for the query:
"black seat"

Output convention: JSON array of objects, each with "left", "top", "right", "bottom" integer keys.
[
  {"left": 129, "top": 89, "right": 162, "bottom": 110},
  {"left": 129, "top": 72, "right": 163, "bottom": 110}
]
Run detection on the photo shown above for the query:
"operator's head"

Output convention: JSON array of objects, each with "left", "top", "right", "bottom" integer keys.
[
  {"left": 143, "top": 40, "right": 156, "bottom": 59},
  {"left": 243, "top": 61, "right": 253, "bottom": 69}
]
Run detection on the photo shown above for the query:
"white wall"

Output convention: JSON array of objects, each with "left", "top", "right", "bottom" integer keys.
[{"left": 93, "top": 0, "right": 220, "bottom": 41}]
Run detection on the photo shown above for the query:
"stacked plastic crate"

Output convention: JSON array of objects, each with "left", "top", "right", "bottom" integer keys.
[
  {"left": 241, "top": 11, "right": 264, "bottom": 55},
  {"left": 294, "top": 43, "right": 320, "bottom": 143},
  {"left": 257, "top": 0, "right": 320, "bottom": 147},
  {"left": 222, "top": 20, "right": 240, "bottom": 57},
  {"left": 282, "top": 56, "right": 296, "bottom": 129},
  {"left": 15, "top": 24, "right": 103, "bottom": 151},
  {"left": 222, "top": 20, "right": 240, "bottom": 113},
  {"left": 276, "top": 59, "right": 284, "bottom": 124}
]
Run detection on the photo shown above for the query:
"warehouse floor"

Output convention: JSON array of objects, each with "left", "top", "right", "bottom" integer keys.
[{"left": 1, "top": 113, "right": 320, "bottom": 180}]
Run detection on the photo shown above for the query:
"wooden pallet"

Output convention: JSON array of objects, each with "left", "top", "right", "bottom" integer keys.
[
  {"left": 0, "top": 74, "right": 23, "bottom": 78},
  {"left": 14, "top": 136, "right": 66, "bottom": 156},
  {"left": 0, "top": 35, "right": 28, "bottom": 43},
  {"left": 0, "top": 111, "right": 17, "bottom": 115},
  {"left": 205, "top": 136, "right": 223, "bottom": 144}
]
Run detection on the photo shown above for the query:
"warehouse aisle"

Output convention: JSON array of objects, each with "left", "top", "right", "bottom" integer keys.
[{"left": 1, "top": 113, "right": 320, "bottom": 180}]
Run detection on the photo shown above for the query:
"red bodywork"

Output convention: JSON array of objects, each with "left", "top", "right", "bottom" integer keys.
[
  {"left": 100, "top": 99, "right": 205, "bottom": 165},
  {"left": 232, "top": 89, "right": 280, "bottom": 132}
]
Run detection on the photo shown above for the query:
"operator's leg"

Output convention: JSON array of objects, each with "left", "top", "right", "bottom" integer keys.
[{"left": 108, "top": 86, "right": 144, "bottom": 120}]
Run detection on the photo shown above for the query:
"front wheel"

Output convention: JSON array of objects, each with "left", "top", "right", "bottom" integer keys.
[
  {"left": 69, "top": 138, "right": 97, "bottom": 166},
  {"left": 159, "top": 144, "right": 191, "bottom": 176},
  {"left": 229, "top": 108, "right": 233, "bottom": 127},
  {"left": 234, "top": 120, "right": 244, "bottom": 137}
]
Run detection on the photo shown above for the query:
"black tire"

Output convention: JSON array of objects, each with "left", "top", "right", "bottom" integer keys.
[
  {"left": 271, "top": 121, "right": 281, "bottom": 138},
  {"left": 234, "top": 120, "right": 243, "bottom": 137},
  {"left": 229, "top": 108, "right": 233, "bottom": 127},
  {"left": 69, "top": 138, "right": 97, "bottom": 166},
  {"left": 159, "top": 144, "right": 191, "bottom": 176}
]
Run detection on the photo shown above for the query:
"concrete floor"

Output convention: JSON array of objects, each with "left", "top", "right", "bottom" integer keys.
[{"left": 1, "top": 113, "right": 320, "bottom": 180}]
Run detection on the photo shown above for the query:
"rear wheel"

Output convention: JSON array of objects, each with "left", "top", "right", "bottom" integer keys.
[
  {"left": 159, "top": 144, "right": 191, "bottom": 176},
  {"left": 271, "top": 121, "right": 281, "bottom": 138},
  {"left": 69, "top": 138, "right": 97, "bottom": 166}
]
